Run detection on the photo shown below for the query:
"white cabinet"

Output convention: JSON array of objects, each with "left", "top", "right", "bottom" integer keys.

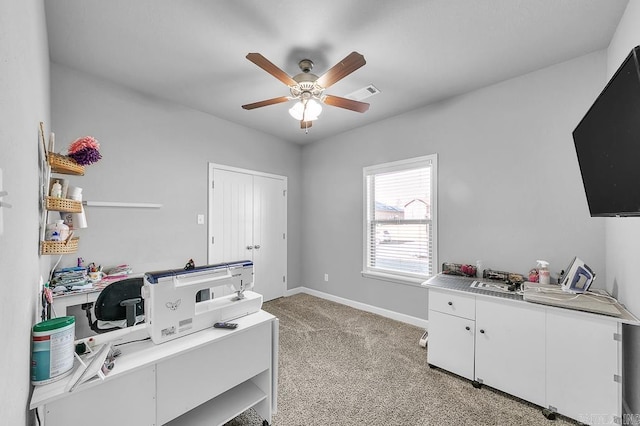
[
  {"left": 546, "top": 310, "right": 621, "bottom": 424},
  {"left": 426, "top": 285, "right": 627, "bottom": 424},
  {"left": 160, "top": 321, "right": 273, "bottom": 425},
  {"left": 475, "top": 298, "right": 546, "bottom": 407},
  {"left": 209, "top": 164, "right": 287, "bottom": 301},
  {"left": 31, "top": 311, "right": 279, "bottom": 426},
  {"left": 428, "top": 290, "right": 475, "bottom": 380}
]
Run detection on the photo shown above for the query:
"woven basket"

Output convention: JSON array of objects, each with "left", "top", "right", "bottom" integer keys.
[
  {"left": 48, "top": 153, "right": 85, "bottom": 176},
  {"left": 40, "top": 237, "right": 79, "bottom": 255},
  {"left": 45, "top": 196, "right": 82, "bottom": 213}
]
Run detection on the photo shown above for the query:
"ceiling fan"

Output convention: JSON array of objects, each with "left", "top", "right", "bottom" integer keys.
[{"left": 241, "top": 51, "right": 370, "bottom": 131}]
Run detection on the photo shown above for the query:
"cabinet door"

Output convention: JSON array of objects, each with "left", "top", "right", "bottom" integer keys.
[
  {"left": 45, "top": 365, "right": 156, "bottom": 426},
  {"left": 546, "top": 310, "right": 620, "bottom": 424},
  {"left": 428, "top": 310, "right": 475, "bottom": 380},
  {"left": 475, "top": 298, "right": 546, "bottom": 406}
]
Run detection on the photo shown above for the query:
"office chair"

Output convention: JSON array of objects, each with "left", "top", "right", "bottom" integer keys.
[{"left": 82, "top": 277, "right": 145, "bottom": 334}]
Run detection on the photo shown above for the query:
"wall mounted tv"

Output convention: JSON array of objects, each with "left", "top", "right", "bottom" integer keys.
[{"left": 573, "top": 45, "right": 640, "bottom": 217}]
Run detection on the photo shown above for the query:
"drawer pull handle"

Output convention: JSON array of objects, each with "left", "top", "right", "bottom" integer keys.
[
  {"left": 465, "top": 326, "right": 470, "bottom": 331},
  {"left": 480, "top": 329, "right": 485, "bottom": 334},
  {"left": 447, "top": 301, "right": 453, "bottom": 306}
]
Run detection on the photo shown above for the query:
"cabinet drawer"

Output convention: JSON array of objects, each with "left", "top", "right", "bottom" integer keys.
[{"left": 429, "top": 289, "right": 475, "bottom": 319}]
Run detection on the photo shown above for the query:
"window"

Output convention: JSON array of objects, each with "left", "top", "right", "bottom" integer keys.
[{"left": 363, "top": 155, "right": 437, "bottom": 284}]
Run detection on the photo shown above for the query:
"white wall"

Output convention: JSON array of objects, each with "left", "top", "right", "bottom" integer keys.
[
  {"left": 50, "top": 64, "right": 303, "bottom": 288},
  {"left": 605, "top": 0, "right": 640, "bottom": 416},
  {"left": 301, "top": 52, "right": 607, "bottom": 320},
  {"left": 0, "top": 1, "right": 51, "bottom": 424}
]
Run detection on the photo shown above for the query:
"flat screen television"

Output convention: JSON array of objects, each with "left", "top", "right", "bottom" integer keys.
[{"left": 573, "top": 45, "right": 640, "bottom": 217}]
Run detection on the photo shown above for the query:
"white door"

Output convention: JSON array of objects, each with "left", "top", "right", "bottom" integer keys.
[
  {"left": 208, "top": 165, "right": 287, "bottom": 302},
  {"left": 210, "top": 168, "right": 253, "bottom": 263},
  {"left": 252, "top": 175, "right": 286, "bottom": 301}
]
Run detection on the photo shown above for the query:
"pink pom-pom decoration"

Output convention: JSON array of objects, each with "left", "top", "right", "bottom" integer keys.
[{"left": 68, "top": 136, "right": 102, "bottom": 165}]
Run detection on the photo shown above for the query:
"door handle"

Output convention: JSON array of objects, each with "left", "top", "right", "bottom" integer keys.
[
  {"left": 246, "top": 245, "right": 253, "bottom": 250},
  {"left": 254, "top": 245, "right": 261, "bottom": 249}
]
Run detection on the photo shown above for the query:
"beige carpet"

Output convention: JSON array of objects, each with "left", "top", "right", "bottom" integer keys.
[{"left": 225, "top": 293, "right": 577, "bottom": 426}]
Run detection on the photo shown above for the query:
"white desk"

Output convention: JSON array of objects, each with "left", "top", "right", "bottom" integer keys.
[
  {"left": 50, "top": 274, "right": 139, "bottom": 318},
  {"left": 30, "top": 310, "right": 279, "bottom": 426},
  {"left": 51, "top": 288, "right": 101, "bottom": 317}
]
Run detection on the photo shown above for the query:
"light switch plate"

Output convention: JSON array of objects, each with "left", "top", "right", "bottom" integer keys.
[{"left": 197, "top": 214, "right": 205, "bottom": 225}]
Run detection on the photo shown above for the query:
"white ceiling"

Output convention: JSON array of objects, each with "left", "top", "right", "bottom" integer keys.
[{"left": 44, "top": 0, "right": 628, "bottom": 145}]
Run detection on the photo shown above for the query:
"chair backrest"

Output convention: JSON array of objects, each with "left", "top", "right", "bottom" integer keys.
[{"left": 94, "top": 277, "right": 144, "bottom": 322}]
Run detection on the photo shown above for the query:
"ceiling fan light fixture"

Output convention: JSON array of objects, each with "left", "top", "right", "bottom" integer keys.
[
  {"left": 244, "top": 51, "right": 369, "bottom": 131},
  {"left": 289, "top": 99, "right": 322, "bottom": 122}
]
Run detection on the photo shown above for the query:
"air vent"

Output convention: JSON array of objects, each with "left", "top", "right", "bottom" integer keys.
[{"left": 346, "top": 84, "right": 381, "bottom": 101}]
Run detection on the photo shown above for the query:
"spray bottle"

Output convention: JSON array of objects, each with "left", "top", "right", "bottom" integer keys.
[{"left": 537, "top": 260, "right": 550, "bottom": 285}]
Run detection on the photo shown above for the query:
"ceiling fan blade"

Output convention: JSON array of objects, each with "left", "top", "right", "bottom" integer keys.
[
  {"left": 323, "top": 95, "right": 370, "bottom": 113},
  {"left": 242, "top": 96, "right": 290, "bottom": 110},
  {"left": 246, "top": 53, "right": 297, "bottom": 86},
  {"left": 316, "top": 52, "right": 366, "bottom": 89},
  {"left": 300, "top": 120, "right": 313, "bottom": 129}
]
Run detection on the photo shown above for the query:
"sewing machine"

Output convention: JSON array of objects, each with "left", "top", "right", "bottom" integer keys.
[{"left": 142, "top": 260, "right": 263, "bottom": 344}]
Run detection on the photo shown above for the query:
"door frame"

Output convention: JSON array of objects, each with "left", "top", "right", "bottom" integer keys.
[{"left": 207, "top": 163, "right": 288, "bottom": 296}]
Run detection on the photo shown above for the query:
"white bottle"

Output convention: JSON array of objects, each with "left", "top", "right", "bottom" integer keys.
[
  {"left": 476, "top": 260, "right": 483, "bottom": 278},
  {"left": 50, "top": 180, "right": 62, "bottom": 198},
  {"left": 537, "top": 260, "right": 550, "bottom": 285},
  {"left": 67, "top": 187, "right": 87, "bottom": 229}
]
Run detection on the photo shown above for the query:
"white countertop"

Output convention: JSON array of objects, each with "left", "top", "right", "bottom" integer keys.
[{"left": 424, "top": 273, "right": 639, "bottom": 325}]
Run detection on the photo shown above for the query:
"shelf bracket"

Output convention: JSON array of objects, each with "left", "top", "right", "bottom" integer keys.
[{"left": 83, "top": 201, "right": 162, "bottom": 209}]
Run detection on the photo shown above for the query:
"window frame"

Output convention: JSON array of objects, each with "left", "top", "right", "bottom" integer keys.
[{"left": 361, "top": 154, "right": 438, "bottom": 286}]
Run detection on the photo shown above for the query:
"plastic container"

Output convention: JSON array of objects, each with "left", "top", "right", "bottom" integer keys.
[
  {"left": 537, "top": 260, "right": 550, "bottom": 285},
  {"left": 45, "top": 220, "right": 70, "bottom": 241},
  {"left": 476, "top": 260, "right": 483, "bottom": 278},
  {"left": 67, "top": 186, "right": 82, "bottom": 201},
  {"left": 67, "top": 187, "right": 88, "bottom": 229},
  {"left": 50, "top": 180, "right": 62, "bottom": 198},
  {"left": 31, "top": 316, "right": 75, "bottom": 385}
]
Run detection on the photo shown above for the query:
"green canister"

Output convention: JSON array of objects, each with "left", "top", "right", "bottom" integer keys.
[{"left": 31, "top": 316, "right": 75, "bottom": 385}]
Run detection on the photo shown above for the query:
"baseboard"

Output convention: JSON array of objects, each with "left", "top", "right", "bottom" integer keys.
[{"left": 285, "top": 286, "right": 429, "bottom": 329}]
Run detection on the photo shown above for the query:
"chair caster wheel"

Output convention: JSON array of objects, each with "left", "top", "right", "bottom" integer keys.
[{"left": 542, "top": 408, "right": 556, "bottom": 420}]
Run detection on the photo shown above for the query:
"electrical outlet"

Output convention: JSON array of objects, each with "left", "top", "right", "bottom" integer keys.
[
  {"left": 324, "top": 273, "right": 329, "bottom": 282},
  {"left": 197, "top": 214, "right": 205, "bottom": 225}
]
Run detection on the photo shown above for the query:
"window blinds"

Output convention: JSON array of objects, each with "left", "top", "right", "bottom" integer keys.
[{"left": 364, "top": 155, "right": 436, "bottom": 280}]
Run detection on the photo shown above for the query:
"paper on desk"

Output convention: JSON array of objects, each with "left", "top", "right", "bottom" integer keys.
[{"left": 70, "top": 283, "right": 93, "bottom": 290}]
